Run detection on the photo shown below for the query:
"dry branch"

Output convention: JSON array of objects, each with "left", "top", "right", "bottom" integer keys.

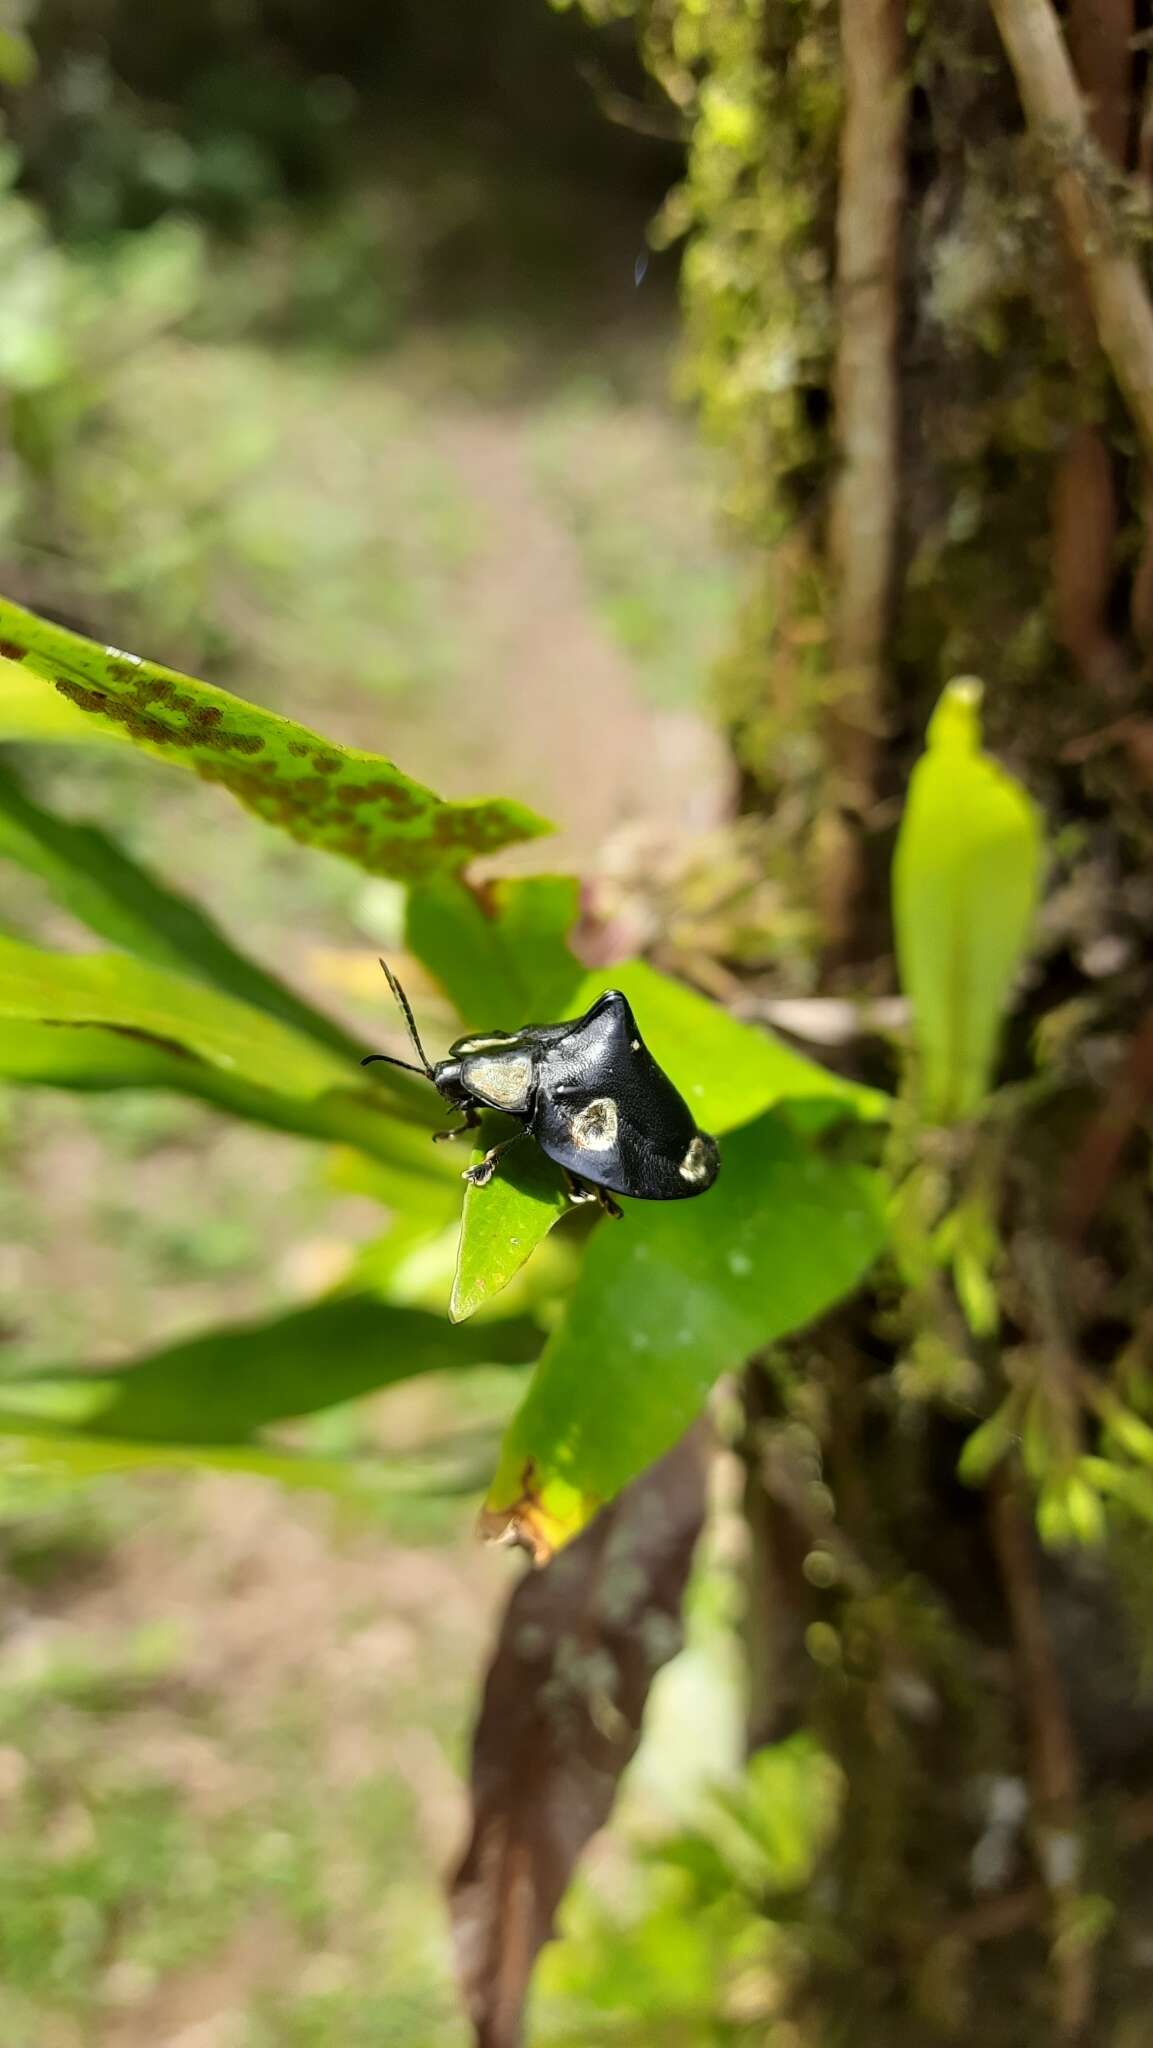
[
  {"left": 989, "top": 0, "right": 1153, "bottom": 465},
  {"left": 449, "top": 1429, "right": 707, "bottom": 2048},
  {"left": 822, "top": 0, "right": 907, "bottom": 966},
  {"left": 1051, "top": 2, "right": 1134, "bottom": 700}
]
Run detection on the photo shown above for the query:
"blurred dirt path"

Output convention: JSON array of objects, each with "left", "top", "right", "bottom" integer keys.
[{"left": 431, "top": 411, "right": 731, "bottom": 861}]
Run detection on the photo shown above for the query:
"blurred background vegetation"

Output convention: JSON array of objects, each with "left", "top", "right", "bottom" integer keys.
[{"left": 0, "top": 4, "right": 749, "bottom": 2043}]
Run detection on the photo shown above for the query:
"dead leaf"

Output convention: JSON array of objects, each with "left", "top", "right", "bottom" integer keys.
[{"left": 448, "top": 1426, "right": 708, "bottom": 2048}]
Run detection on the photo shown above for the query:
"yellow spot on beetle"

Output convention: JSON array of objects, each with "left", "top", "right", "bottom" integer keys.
[
  {"left": 570, "top": 1097, "right": 619, "bottom": 1151},
  {"left": 463, "top": 1051, "right": 533, "bottom": 1111}
]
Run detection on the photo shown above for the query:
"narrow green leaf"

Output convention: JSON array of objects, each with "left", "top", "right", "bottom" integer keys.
[
  {"left": 0, "top": 593, "right": 552, "bottom": 878},
  {"left": 1080, "top": 1456, "right": 1153, "bottom": 1525},
  {"left": 0, "top": 1427, "right": 367, "bottom": 1493},
  {"left": 892, "top": 678, "right": 1043, "bottom": 1122},
  {"left": 957, "top": 1398, "right": 1020, "bottom": 1485},
  {"left": 0, "top": 763, "right": 363, "bottom": 1060},
  {"left": 0, "top": 935, "right": 451, "bottom": 1176},
  {"left": 1096, "top": 1395, "right": 1153, "bottom": 1469},
  {"left": 483, "top": 1114, "right": 886, "bottom": 1556},
  {"left": 406, "top": 873, "right": 584, "bottom": 1028},
  {"left": 0, "top": 655, "right": 132, "bottom": 745},
  {"left": 0, "top": 1019, "right": 449, "bottom": 1162},
  {"left": 451, "top": 1115, "right": 575, "bottom": 1324},
  {"left": 0, "top": 932, "right": 351, "bottom": 1098},
  {"left": 7, "top": 1295, "right": 540, "bottom": 1444}
]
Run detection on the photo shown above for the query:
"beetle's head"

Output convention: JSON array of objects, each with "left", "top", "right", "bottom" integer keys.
[{"left": 429, "top": 1055, "right": 468, "bottom": 1106}]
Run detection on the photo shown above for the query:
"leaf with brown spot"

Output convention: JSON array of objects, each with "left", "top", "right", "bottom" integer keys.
[
  {"left": 0, "top": 762, "right": 365, "bottom": 1063},
  {"left": 0, "top": 593, "right": 551, "bottom": 878},
  {"left": 449, "top": 1428, "right": 707, "bottom": 2048},
  {"left": 0, "top": 932, "right": 351, "bottom": 1100}
]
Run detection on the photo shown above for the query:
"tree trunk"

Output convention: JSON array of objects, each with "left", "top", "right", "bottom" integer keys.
[{"left": 705, "top": 0, "right": 1153, "bottom": 2039}]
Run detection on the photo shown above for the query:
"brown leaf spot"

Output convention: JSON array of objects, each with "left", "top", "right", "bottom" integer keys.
[
  {"left": 54, "top": 678, "right": 111, "bottom": 715},
  {"left": 375, "top": 784, "right": 425, "bottom": 820},
  {"left": 0, "top": 639, "right": 25, "bottom": 661}
]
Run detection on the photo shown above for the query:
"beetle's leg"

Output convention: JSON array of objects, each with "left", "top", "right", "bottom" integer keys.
[
  {"left": 432, "top": 1104, "right": 481, "bottom": 1144},
  {"left": 563, "top": 1171, "right": 623, "bottom": 1219},
  {"left": 462, "top": 1129, "right": 528, "bottom": 1188}
]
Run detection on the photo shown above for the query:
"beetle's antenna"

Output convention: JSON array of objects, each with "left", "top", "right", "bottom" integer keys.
[
  {"left": 360, "top": 958, "right": 437, "bottom": 1081},
  {"left": 360, "top": 1050, "right": 429, "bottom": 1078}
]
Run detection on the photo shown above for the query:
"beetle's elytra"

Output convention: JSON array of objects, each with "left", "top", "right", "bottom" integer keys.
[{"left": 361, "top": 960, "right": 719, "bottom": 1218}]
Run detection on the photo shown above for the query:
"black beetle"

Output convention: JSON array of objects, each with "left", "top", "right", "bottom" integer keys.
[{"left": 361, "top": 960, "right": 719, "bottom": 1217}]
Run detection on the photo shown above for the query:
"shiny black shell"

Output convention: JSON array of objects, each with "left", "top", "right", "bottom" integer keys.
[{"left": 436, "top": 989, "right": 719, "bottom": 1201}]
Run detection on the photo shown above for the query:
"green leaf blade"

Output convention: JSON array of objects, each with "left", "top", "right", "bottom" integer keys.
[
  {"left": 450, "top": 1118, "right": 574, "bottom": 1323},
  {"left": 893, "top": 679, "right": 1043, "bottom": 1122},
  {"left": 0, "top": 933, "right": 349, "bottom": 1099},
  {"left": 0, "top": 763, "right": 364, "bottom": 1061},
  {"left": 0, "top": 593, "right": 552, "bottom": 878},
  {"left": 0, "top": 1018, "right": 445, "bottom": 1164},
  {"left": 406, "top": 874, "right": 584, "bottom": 1029},
  {"left": 483, "top": 1114, "right": 887, "bottom": 1557},
  {"left": 8, "top": 1294, "right": 541, "bottom": 1444}
]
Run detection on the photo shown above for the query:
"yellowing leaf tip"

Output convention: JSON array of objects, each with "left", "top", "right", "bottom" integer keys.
[{"left": 927, "top": 675, "right": 985, "bottom": 755}]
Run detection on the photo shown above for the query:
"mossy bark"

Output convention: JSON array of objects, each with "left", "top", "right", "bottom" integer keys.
[{"left": 585, "top": 0, "right": 1153, "bottom": 2039}]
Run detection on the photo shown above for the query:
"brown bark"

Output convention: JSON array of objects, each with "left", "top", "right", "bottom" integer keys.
[
  {"left": 1051, "top": 1, "right": 1134, "bottom": 700},
  {"left": 821, "top": 0, "right": 907, "bottom": 969},
  {"left": 989, "top": 0, "right": 1153, "bottom": 465}
]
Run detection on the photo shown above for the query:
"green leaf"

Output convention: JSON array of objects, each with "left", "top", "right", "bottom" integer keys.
[
  {"left": 0, "top": 763, "right": 363, "bottom": 1061},
  {"left": 0, "top": 1427, "right": 367, "bottom": 1493},
  {"left": 7, "top": 1295, "right": 540, "bottom": 1444},
  {"left": 893, "top": 678, "right": 1043, "bottom": 1122},
  {"left": 0, "top": 1018, "right": 451, "bottom": 1163},
  {"left": 957, "top": 1397, "right": 1021, "bottom": 1485},
  {"left": 406, "top": 873, "right": 585, "bottom": 1028},
  {"left": 0, "top": 29, "right": 37, "bottom": 87},
  {"left": 1036, "top": 1473, "right": 1105, "bottom": 1552},
  {"left": 0, "top": 932, "right": 351, "bottom": 1098},
  {"left": 0, "top": 593, "right": 551, "bottom": 878},
  {"left": 0, "top": 938, "right": 453, "bottom": 1183},
  {"left": 1093, "top": 1391, "right": 1153, "bottom": 1468},
  {"left": 0, "top": 655, "right": 132, "bottom": 745},
  {"left": 451, "top": 1115, "right": 575, "bottom": 1323},
  {"left": 483, "top": 1114, "right": 886, "bottom": 1556},
  {"left": 1080, "top": 1456, "right": 1153, "bottom": 1525}
]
